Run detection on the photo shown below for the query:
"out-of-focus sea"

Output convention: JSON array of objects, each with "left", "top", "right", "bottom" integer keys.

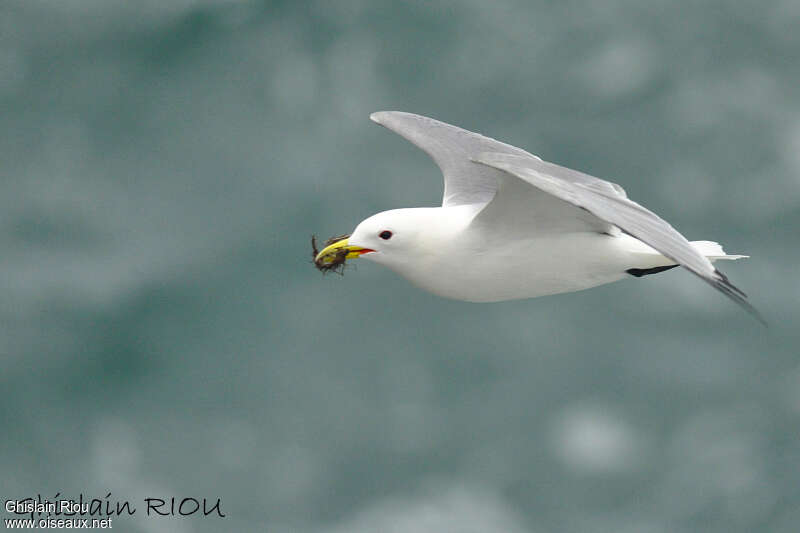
[{"left": 1, "top": 1, "right": 799, "bottom": 532}]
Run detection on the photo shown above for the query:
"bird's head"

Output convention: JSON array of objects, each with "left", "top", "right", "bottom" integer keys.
[{"left": 314, "top": 208, "right": 429, "bottom": 271}]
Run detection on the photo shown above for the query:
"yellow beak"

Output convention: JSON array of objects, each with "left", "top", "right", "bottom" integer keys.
[{"left": 314, "top": 237, "right": 373, "bottom": 264}]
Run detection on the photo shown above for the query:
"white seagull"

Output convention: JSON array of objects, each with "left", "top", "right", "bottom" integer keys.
[{"left": 315, "top": 111, "right": 762, "bottom": 323}]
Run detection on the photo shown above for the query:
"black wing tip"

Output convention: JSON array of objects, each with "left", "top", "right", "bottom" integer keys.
[
  {"left": 714, "top": 268, "right": 748, "bottom": 298},
  {"left": 710, "top": 270, "right": 767, "bottom": 327}
]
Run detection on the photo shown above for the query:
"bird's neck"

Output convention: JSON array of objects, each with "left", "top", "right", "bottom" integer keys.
[{"left": 413, "top": 204, "right": 484, "bottom": 248}]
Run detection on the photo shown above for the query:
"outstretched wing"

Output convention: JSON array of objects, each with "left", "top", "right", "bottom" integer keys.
[
  {"left": 370, "top": 111, "right": 534, "bottom": 206},
  {"left": 472, "top": 152, "right": 763, "bottom": 324},
  {"left": 370, "top": 111, "right": 623, "bottom": 233}
]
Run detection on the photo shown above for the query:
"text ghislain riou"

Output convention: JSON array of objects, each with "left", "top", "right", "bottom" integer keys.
[{"left": 5, "top": 494, "right": 225, "bottom": 519}]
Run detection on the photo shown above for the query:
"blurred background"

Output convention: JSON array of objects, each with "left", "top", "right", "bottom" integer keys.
[{"left": 1, "top": 1, "right": 799, "bottom": 531}]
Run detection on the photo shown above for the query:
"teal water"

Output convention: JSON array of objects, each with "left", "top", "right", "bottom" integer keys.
[{"left": 2, "top": 1, "right": 799, "bottom": 531}]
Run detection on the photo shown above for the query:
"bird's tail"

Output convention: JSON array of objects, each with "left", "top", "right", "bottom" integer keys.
[{"left": 690, "top": 240, "right": 748, "bottom": 262}]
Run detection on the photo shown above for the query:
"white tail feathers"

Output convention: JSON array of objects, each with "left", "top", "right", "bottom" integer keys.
[{"left": 690, "top": 240, "right": 748, "bottom": 262}]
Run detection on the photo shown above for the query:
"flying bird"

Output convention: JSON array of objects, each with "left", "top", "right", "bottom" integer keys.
[{"left": 315, "top": 112, "right": 762, "bottom": 323}]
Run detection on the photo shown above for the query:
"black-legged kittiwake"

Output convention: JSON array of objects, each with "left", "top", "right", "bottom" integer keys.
[{"left": 315, "top": 112, "right": 762, "bottom": 323}]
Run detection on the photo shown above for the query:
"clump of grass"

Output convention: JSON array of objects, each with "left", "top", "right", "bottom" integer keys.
[{"left": 311, "top": 234, "right": 351, "bottom": 275}]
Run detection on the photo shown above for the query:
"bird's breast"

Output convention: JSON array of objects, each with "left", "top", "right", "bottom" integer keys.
[{"left": 397, "top": 233, "right": 631, "bottom": 302}]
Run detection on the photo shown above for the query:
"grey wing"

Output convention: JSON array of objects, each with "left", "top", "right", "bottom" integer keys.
[
  {"left": 472, "top": 152, "right": 763, "bottom": 323},
  {"left": 371, "top": 111, "right": 626, "bottom": 234},
  {"left": 370, "top": 111, "right": 537, "bottom": 206}
]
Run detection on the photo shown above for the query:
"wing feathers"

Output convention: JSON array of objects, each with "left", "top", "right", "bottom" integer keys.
[
  {"left": 473, "top": 152, "right": 764, "bottom": 324},
  {"left": 370, "top": 111, "right": 533, "bottom": 206}
]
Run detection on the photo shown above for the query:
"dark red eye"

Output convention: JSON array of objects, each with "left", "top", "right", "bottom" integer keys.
[{"left": 379, "top": 230, "right": 393, "bottom": 240}]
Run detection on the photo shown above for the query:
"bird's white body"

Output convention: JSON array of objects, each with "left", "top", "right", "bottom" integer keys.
[
  {"left": 316, "top": 112, "right": 759, "bottom": 321},
  {"left": 357, "top": 205, "right": 675, "bottom": 302},
  {"left": 379, "top": 230, "right": 633, "bottom": 302}
]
